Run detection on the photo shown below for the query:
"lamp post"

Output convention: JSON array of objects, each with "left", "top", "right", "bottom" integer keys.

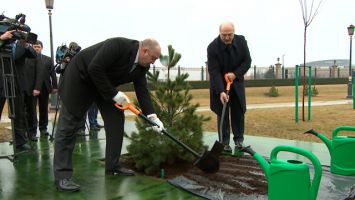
[
  {"left": 45, "top": 0, "right": 57, "bottom": 109},
  {"left": 282, "top": 54, "right": 285, "bottom": 79},
  {"left": 347, "top": 24, "right": 354, "bottom": 98}
]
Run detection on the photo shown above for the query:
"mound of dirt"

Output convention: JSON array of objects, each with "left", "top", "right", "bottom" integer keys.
[
  {"left": 179, "top": 155, "right": 267, "bottom": 195},
  {"left": 121, "top": 154, "right": 268, "bottom": 199}
]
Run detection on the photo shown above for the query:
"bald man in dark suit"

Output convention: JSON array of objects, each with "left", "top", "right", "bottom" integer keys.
[{"left": 54, "top": 37, "right": 165, "bottom": 192}]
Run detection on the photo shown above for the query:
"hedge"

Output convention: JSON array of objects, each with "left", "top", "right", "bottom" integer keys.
[{"left": 118, "top": 78, "right": 348, "bottom": 91}]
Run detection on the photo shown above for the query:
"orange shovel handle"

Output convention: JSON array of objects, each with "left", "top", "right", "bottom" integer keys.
[
  {"left": 114, "top": 96, "right": 141, "bottom": 115},
  {"left": 224, "top": 74, "right": 233, "bottom": 91}
]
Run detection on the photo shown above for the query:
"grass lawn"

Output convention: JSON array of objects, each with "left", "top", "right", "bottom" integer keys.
[
  {"left": 1, "top": 84, "right": 353, "bottom": 143},
  {"left": 126, "top": 84, "right": 355, "bottom": 143},
  {"left": 202, "top": 104, "right": 355, "bottom": 143}
]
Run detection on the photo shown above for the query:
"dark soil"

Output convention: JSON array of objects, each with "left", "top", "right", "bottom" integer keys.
[{"left": 121, "top": 154, "right": 268, "bottom": 196}]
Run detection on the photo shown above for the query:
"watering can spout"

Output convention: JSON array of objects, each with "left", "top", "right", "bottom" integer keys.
[
  {"left": 240, "top": 146, "right": 270, "bottom": 177},
  {"left": 304, "top": 129, "right": 332, "bottom": 154}
]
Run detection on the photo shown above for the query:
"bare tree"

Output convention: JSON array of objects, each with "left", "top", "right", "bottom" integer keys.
[{"left": 299, "top": 0, "right": 323, "bottom": 121}]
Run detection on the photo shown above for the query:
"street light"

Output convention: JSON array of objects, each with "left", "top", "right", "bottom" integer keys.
[
  {"left": 45, "top": 0, "right": 54, "bottom": 63},
  {"left": 347, "top": 24, "right": 354, "bottom": 98},
  {"left": 45, "top": 0, "right": 57, "bottom": 109},
  {"left": 282, "top": 54, "right": 285, "bottom": 79}
]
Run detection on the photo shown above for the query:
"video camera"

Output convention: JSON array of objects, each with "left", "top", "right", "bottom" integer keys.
[
  {"left": 0, "top": 13, "right": 38, "bottom": 44},
  {"left": 55, "top": 42, "right": 81, "bottom": 64}
]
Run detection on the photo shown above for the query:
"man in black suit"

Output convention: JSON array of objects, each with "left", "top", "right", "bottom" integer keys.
[
  {"left": 0, "top": 31, "right": 37, "bottom": 151},
  {"left": 31, "top": 40, "right": 58, "bottom": 137},
  {"left": 53, "top": 37, "right": 165, "bottom": 192},
  {"left": 23, "top": 40, "right": 57, "bottom": 141},
  {"left": 23, "top": 43, "right": 41, "bottom": 141},
  {"left": 207, "top": 22, "right": 252, "bottom": 153}
]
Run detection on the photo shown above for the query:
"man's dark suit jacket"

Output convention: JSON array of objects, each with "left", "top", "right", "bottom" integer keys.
[
  {"left": 207, "top": 35, "right": 252, "bottom": 116},
  {"left": 33, "top": 54, "right": 57, "bottom": 93},
  {"left": 60, "top": 37, "right": 154, "bottom": 118},
  {"left": 24, "top": 54, "right": 42, "bottom": 96}
]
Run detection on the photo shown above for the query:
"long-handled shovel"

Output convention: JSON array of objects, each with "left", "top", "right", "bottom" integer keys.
[
  {"left": 115, "top": 101, "right": 224, "bottom": 173},
  {"left": 219, "top": 74, "right": 233, "bottom": 143}
]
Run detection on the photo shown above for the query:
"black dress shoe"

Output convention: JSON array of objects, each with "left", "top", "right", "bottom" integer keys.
[
  {"left": 16, "top": 143, "right": 31, "bottom": 153},
  {"left": 40, "top": 130, "right": 49, "bottom": 137},
  {"left": 223, "top": 144, "right": 233, "bottom": 153},
  {"left": 235, "top": 141, "right": 246, "bottom": 149},
  {"left": 55, "top": 178, "right": 80, "bottom": 192},
  {"left": 96, "top": 124, "right": 104, "bottom": 128},
  {"left": 90, "top": 126, "right": 100, "bottom": 131},
  {"left": 29, "top": 136, "right": 38, "bottom": 142},
  {"left": 106, "top": 166, "right": 135, "bottom": 176},
  {"left": 76, "top": 129, "right": 86, "bottom": 136}
]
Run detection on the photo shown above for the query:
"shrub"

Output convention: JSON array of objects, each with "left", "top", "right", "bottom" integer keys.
[
  {"left": 126, "top": 45, "right": 209, "bottom": 174},
  {"left": 266, "top": 85, "right": 279, "bottom": 97}
]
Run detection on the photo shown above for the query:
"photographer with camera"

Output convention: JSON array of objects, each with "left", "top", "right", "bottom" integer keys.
[
  {"left": 0, "top": 30, "right": 15, "bottom": 120},
  {"left": 53, "top": 42, "right": 89, "bottom": 136},
  {"left": 0, "top": 36, "right": 37, "bottom": 152},
  {"left": 0, "top": 13, "right": 37, "bottom": 152},
  {"left": 55, "top": 42, "right": 81, "bottom": 75},
  {"left": 54, "top": 42, "right": 103, "bottom": 134}
]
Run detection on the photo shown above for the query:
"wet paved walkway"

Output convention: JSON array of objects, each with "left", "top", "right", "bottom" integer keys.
[
  {"left": 0, "top": 122, "right": 203, "bottom": 200},
  {"left": 0, "top": 119, "right": 349, "bottom": 200}
]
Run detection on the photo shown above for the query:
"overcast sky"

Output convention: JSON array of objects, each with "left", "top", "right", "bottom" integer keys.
[{"left": 3, "top": 0, "right": 355, "bottom": 68}]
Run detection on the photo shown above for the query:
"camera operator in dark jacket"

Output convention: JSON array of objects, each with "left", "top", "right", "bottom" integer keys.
[
  {"left": 0, "top": 30, "right": 15, "bottom": 120},
  {"left": 54, "top": 37, "right": 165, "bottom": 192},
  {"left": 0, "top": 30, "right": 37, "bottom": 152}
]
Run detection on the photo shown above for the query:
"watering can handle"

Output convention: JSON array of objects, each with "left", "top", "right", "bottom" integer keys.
[
  {"left": 270, "top": 145, "right": 322, "bottom": 200},
  {"left": 332, "top": 126, "right": 355, "bottom": 138}
]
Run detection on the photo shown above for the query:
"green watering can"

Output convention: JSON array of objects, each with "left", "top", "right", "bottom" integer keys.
[
  {"left": 242, "top": 145, "right": 322, "bottom": 200},
  {"left": 305, "top": 126, "right": 355, "bottom": 176}
]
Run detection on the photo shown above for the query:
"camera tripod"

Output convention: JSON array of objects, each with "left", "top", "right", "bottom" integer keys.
[{"left": 0, "top": 53, "right": 18, "bottom": 162}]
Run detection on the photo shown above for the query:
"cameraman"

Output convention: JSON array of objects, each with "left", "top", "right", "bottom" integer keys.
[
  {"left": 54, "top": 42, "right": 88, "bottom": 135},
  {"left": 0, "top": 30, "right": 15, "bottom": 119},
  {"left": 0, "top": 31, "right": 37, "bottom": 152},
  {"left": 55, "top": 42, "right": 80, "bottom": 75}
]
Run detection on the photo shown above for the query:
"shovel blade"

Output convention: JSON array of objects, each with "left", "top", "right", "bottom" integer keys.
[{"left": 193, "top": 141, "right": 224, "bottom": 173}]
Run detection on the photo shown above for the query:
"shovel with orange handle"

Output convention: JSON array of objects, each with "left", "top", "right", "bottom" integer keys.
[
  {"left": 115, "top": 98, "right": 224, "bottom": 173},
  {"left": 219, "top": 74, "right": 233, "bottom": 143}
]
